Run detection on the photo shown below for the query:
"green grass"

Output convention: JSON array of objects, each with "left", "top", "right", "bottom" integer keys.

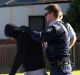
[
  {"left": 72, "top": 70, "right": 80, "bottom": 75},
  {"left": 1, "top": 71, "right": 80, "bottom": 75}
]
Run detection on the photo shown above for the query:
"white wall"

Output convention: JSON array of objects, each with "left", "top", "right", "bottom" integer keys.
[{"left": 0, "top": 3, "right": 70, "bottom": 39}]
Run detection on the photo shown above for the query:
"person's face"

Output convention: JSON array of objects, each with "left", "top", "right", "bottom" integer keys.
[{"left": 44, "top": 10, "right": 56, "bottom": 24}]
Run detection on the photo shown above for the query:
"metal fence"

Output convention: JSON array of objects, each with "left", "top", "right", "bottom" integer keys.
[
  {"left": 0, "top": 39, "right": 80, "bottom": 74},
  {"left": 71, "top": 40, "right": 80, "bottom": 70},
  {"left": 0, "top": 39, "right": 17, "bottom": 74}
]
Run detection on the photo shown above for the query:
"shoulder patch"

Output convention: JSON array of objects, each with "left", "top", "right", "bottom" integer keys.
[
  {"left": 46, "top": 27, "right": 53, "bottom": 32},
  {"left": 53, "top": 24, "right": 61, "bottom": 30}
]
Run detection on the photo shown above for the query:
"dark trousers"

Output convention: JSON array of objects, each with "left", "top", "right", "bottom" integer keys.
[{"left": 50, "top": 64, "right": 72, "bottom": 75}]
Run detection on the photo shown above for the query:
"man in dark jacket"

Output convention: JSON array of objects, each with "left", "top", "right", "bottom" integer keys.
[
  {"left": 4, "top": 24, "right": 46, "bottom": 75},
  {"left": 21, "top": 4, "right": 72, "bottom": 75}
]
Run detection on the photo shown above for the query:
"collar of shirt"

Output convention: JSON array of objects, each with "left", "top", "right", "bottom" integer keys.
[{"left": 49, "top": 19, "right": 61, "bottom": 26}]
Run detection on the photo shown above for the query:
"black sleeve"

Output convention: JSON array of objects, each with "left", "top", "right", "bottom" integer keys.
[{"left": 4, "top": 24, "right": 21, "bottom": 39}]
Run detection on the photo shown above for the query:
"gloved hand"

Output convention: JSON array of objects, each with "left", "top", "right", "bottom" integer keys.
[
  {"left": 20, "top": 25, "right": 34, "bottom": 39},
  {"left": 20, "top": 25, "right": 31, "bottom": 33},
  {"left": 61, "top": 62, "right": 72, "bottom": 74}
]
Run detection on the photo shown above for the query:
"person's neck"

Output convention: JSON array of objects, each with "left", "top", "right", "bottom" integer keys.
[
  {"left": 49, "top": 18, "right": 58, "bottom": 24},
  {"left": 48, "top": 18, "right": 56, "bottom": 24}
]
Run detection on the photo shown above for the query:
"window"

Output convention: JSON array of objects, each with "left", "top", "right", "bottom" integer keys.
[{"left": 29, "top": 16, "right": 45, "bottom": 32}]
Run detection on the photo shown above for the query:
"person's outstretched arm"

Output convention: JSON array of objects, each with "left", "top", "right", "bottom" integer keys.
[{"left": 20, "top": 26, "right": 56, "bottom": 42}]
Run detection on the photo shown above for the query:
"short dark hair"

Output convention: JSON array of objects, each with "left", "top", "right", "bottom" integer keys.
[{"left": 45, "top": 4, "right": 62, "bottom": 18}]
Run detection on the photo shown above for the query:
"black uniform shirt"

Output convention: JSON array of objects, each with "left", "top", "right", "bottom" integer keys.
[{"left": 24, "top": 20, "right": 70, "bottom": 61}]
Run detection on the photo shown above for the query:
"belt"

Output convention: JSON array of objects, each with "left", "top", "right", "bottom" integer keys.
[{"left": 51, "top": 59, "right": 71, "bottom": 67}]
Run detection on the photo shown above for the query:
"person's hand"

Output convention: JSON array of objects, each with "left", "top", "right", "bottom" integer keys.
[
  {"left": 61, "top": 62, "right": 72, "bottom": 74},
  {"left": 20, "top": 25, "right": 28, "bottom": 30},
  {"left": 20, "top": 25, "right": 31, "bottom": 32}
]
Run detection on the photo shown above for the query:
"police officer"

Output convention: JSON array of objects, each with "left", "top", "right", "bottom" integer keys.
[{"left": 23, "top": 4, "right": 72, "bottom": 75}]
